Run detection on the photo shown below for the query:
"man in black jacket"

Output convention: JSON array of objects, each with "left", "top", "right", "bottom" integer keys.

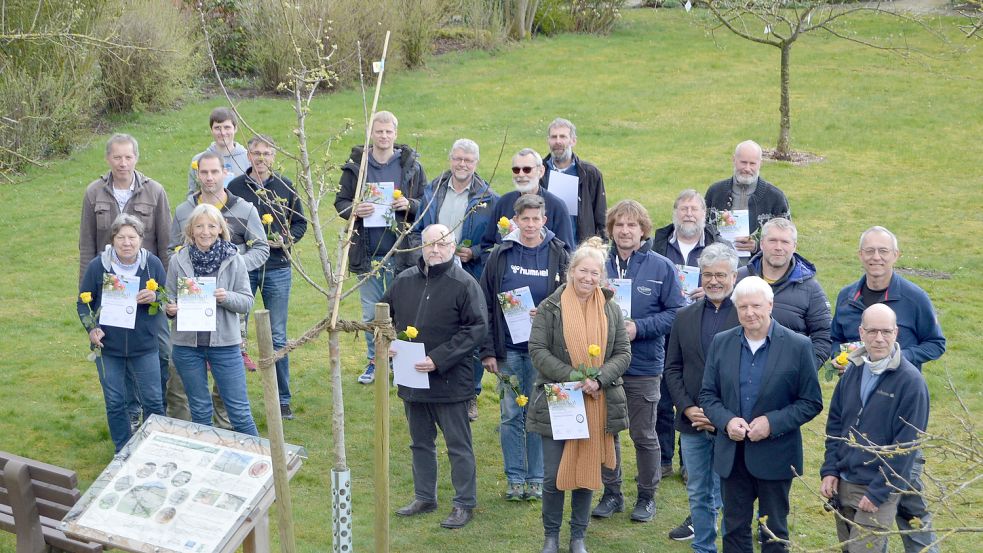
[
  {"left": 334, "top": 111, "right": 427, "bottom": 385},
  {"left": 228, "top": 135, "right": 308, "bottom": 420},
  {"left": 386, "top": 224, "right": 491, "bottom": 530},
  {"left": 663, "top": 243, "right": 740, "bottom": 547},
  {"left": 540, "top": 118, "right": 607, "bottom": 243}
]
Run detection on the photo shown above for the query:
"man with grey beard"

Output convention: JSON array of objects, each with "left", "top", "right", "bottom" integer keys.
[
  {"left": 479, "top": 148, "right": 575, "bottom": 258},
  {"left": 705, "top": 140, "right": 789, "bottom": 261},
  {"left": 651, "top": 189, "right": 724, "bottom": 303},
  {"left": 540, "top": 118, "right": 607, "bottom": 242}
]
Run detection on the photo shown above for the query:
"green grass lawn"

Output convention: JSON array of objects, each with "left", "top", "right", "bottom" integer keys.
[{"left": 1, "top": 7, "right": 981, "bottom": 552}]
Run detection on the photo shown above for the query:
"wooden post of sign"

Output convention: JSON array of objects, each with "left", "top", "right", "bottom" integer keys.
[
  {"left": 373, "top": 303, "right": 391, "bottom": 553},
  {"left": 254, "top": 309, "right": 297, "bottom": 553}
]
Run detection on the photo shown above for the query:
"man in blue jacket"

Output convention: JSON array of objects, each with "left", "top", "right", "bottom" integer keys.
[
  {"left": 821, "top": 304, "right": 929, "bottom": 553},
  {"left": 830, "top": 226, "right": 945, "bottom": 553},
  {"left": 591, "top": 200, "right": 685, "bottom": 522}
]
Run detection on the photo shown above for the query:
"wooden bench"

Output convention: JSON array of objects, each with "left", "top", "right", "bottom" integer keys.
[{"left": 0, "top": 451, "right": 103, "bottom": 553}]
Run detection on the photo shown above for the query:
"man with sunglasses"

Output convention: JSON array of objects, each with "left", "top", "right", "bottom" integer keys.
[
  {"left": 829, "top": 225, "right": 945, "bottom": 553},
  {"left": 479, "top": 148, "right": 575, "bottom": 260},
  {"left": 540, "top": 118, "right": 607, "bottom": 243}
]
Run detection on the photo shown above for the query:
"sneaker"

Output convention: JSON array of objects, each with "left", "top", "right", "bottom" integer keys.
[
  {"left": 668, "top": 515, "right": 695, "bottom": 541},
  {"left": 358, "top": 362, "right": 376, "bottom": 385},
  {"left": 590, "top": 494, "right": 624, "bottom": 518},
  {"left": 242, "top": 351, "right": 258, "bottom": 371},
  {"left": 129, "top": 413, "right": 142, "bottom": 434},
  {"left": 280, "top": 404, "right": 294, "bottom": 420},
  {"left": 630, "top": 497, "right": 656, "bottom": 522},
  {"left": 525, "top": 482, "right": 543, "bottom": 501},
  {"left": 505, "top": 483, "right": 525, "bottom": 501},
  {"left": 466, "top": 398, "right": 478, "bottom": 422}
]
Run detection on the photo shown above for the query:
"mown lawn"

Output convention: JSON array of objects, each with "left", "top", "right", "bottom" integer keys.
[{"left": 1, "top": 7, "right": 980, "bottom": 552}]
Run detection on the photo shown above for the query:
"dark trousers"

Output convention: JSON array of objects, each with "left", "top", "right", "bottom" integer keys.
[
  {"left": 656, "top": 376, "right": 677, "bottom": 467},
  {"left": 541, "top": 436, "right": 593, "bottom": 540},
  {"left": 601, "top": 375, "right": 662, "bottom": 499},
  {"left": 720, "top": 442, "right": 791, "bottom": 553},
  {"left": 404, "top": 400, "right": 477, "bottom": 508}
]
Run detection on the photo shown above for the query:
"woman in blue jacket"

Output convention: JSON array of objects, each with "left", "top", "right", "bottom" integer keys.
[{"left": 78, "top": 214, "right": 166, "bottom": 452}]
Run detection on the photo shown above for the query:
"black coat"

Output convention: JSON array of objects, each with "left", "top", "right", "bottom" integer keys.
[
  {"left": 384, "top": 257, "right": 491, "bottom": 403},
  {"left": 540, "top": 152, "right": 607, "bottom": 240}
]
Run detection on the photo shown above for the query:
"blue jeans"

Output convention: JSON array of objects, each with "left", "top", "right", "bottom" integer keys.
[
  {"left": 249, "top": 266, "right": 292, "bottom": 406},
  {"left": 681, "top": 431, "right": 722, "bottom": 553},
  {"left": 125, "top": 315, "right": 171, "bottom": 416},
  {"left": 499, "top": 350, "right": 543, "bottom": 485},
  {"left": 358, "top": 257, "right": 395, "bottom": 361},
  {"left": 96, "top": 352, "right": 164, "bottom": 452},
  {"left": 172, "top": 345, "right": 258, "bottom": 436}
]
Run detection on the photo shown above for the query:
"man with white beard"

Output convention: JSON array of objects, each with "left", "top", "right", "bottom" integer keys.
[
  {"left": 479, "top": 148, "right": 575, "bottom": 257},
  {"left": 651, "top": 189, "right": 724, "bottom": 302},
  {"left": 539, "top": 118, "right": 607, "bottom": 243},
  {"left": 705, "top": 140, "right": 790, "bottom": 261}
]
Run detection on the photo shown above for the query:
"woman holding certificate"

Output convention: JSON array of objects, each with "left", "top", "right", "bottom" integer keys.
[
  {"left": 78, "top": 214, "right": 166, "bottom": 452},
  {"left": 165, "top": 204, "right": 258, "bottom": 436},
  {"left": 527, "top": 237, "right": 631, "bottom": 553}
]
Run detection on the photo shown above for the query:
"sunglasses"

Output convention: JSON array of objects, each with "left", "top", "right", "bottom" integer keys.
[{"left": 511, "top": 166, "right": 538, "bottom": 175}]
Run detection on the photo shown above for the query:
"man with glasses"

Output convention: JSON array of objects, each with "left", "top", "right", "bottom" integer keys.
[
  {"left": 663, "top": 243, "right": 740, "bottom": 551},
  {"left": 540, "top": 118, "right": 607, "bottom": 242},
  {"left": 385, "top": 224, "right": 491, "bottom": 530},
  {"left": 228, "top": 135, "right": 308, "bottom": 420},
  {"left": 821, "top": 304, "right": 930, "bottom": 553},
  {"left": 830, "top": 225, "right": 945, "bottom": 553},
  {"left": 479, "top": 148, "right": 574, "bottom": 258}
]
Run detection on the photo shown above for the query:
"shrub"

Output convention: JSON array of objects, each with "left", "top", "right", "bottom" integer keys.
[
  {"left": 397, "top": 0, "right": 445, "bottom": 68},
  {"left": 534, "top": 0, "right": 574, "bottom": 36},
  {"left": 97, "top": 0, "right": 198, "bottom": 113},
  {"left": 192, "top": 0, "right": 254, "bottom": 77},
  {"left": 570, "top": 0, "right": 625, "bottom": 35}
]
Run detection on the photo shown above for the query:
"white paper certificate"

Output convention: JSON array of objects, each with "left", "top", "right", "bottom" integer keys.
[
  {"left": 547, "top": 170, "right": 580, "bottom": 216},
  {"left": 609, "top": 278, "right": 632, "bottom": 319},
  {"left": 99, "top": 274, "right": 140, "bottom": 329},
  {"left": 676, "top": 265, "right": 701, "bottom": 305},
  {"left": 392, "top": 339, "right": 430, "bottom": 389},
  {"left": 176, "top": 277, "right": 217, "bottom": 332},
  {"left": 362, "top": 181, "right": 395, "bottom": 228},
  {"left": 546, "top": 382, "right": 589, "bottom": 440},
  {"left": 717, "top": 209, "right": 751, "bottom": 257},
  {"left": 498, "top": 286, "right": 536, "bottom": 344}
]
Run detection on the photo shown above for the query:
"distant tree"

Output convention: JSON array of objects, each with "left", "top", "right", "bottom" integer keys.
[{"left": 505, "top": 0, "right": 541, "bottom": 39}]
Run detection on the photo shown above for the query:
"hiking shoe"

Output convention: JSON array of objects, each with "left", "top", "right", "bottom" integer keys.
[
  {"left": 661, "top": 464, "right": 674, "bottom": 478},
  {"left": 526, "top": 482, "right": 543, "bottom": 501},
  {"left": 630, "top": 497, "right": 656, "bottom": 522},
  {"left": 358, "top": 362, "right": 376, "bottom": 385},
  {"left": 591, "top": 494, "right": 624, "bottom": 518},
  {"left": 505, "top": 483, "right": 525, "bottom": 501},
  {"left": 280, "top": 404, "right": 294, "bottom": 420},
  {"left": 467, "top": 397, "right": 479, "bottom": 421},
  {"left": 668, "top": 515, "right": 695, "bottom": 541},
  {"left": 242, "top": 351, "right": 257, "bottom": 371}
]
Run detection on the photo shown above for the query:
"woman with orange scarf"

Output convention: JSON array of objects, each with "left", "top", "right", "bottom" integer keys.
[{"left": 528, "top": 237, "right": 631, "bottom": 553}]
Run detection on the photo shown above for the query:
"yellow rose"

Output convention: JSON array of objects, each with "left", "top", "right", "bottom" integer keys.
[
  {"left": 498, "top": 216, "right": 510, "bottom": 227},
  {"left": 405, "top": 326, "right": 418, "bottom": 340},
  {"left": 79, "top": 292, "right": 93, "bottom": 304},
  {"left": 146, "top": 279, "right": 159, "bottom": 292},
  {"left": 261, "top": 213, "right": 274, "bottom": 225},
  {"left": 835, "top": 351, "right": 850, "bottom": 366},
  {"left": 392, "top": 189, "right": 403, "bottom": 200},
  {"left": 174, "top": 245, "right": 183, "bottom": 253},
  {"left": 191, "top": 160, "right": 198, "bottom": 171},
  {"left": 588, "top": 344, "right": 602, "bottom": 358},
  {"left": 516, "top": 395, "right": 528, "bottom": 407}
]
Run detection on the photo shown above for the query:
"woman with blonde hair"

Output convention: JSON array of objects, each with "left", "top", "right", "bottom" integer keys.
[{"left": 527, "top": 236, "right": 631, "bottom": 553}]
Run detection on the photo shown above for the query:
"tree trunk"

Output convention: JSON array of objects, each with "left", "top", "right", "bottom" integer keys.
[
  {"left": 329, "top": 328, "right": 347, "bottom": 470},
  {"left": 775, "top": 42, "right": 792, "bottom": 160}
]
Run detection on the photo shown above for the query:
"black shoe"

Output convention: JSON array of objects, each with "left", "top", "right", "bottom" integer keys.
[
  {"left": 660, "top": 464, "right": 674, "bottom": 478},
  {"left": 280, "top": 404, "right": 294, "bottom": 420},
  {"left": 395, "top": 499, "right": 438, "bottom": 516},
  {"left": 630, "top": 497, "right": 656, "bottom": 522},
  {"left": 680, "top": 465, "right": 689, "bottom": 484},
  {"left": 569, "top": 538, "right": 588, "bottom": 553},
  {"left": 440, "top": 506, "right": 473, "bottom": 529},
  {"left": 541, "top": 535, "right": 560, "bottom": 553},
  {"left": 590, "top": 494, "right": 624, "bottom": 518},
  {"left": 668, "top": 515, "right": 695, "bottom": 541}
]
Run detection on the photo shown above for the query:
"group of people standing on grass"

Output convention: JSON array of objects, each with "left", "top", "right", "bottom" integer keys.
[{"left": 77, "top": 108, "right": 945, "bottom": 553}]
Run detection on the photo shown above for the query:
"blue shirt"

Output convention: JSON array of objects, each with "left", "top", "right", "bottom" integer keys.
[
  {"left": 859, "top": 364, "right": 883, "bottom": 407},
  {"left": 738, "top": 321, "right": 775, "bottom": 420}
]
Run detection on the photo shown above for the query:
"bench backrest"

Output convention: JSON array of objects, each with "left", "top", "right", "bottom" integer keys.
[{"left": 0, "top": 451, "right": 82, "bottom": 521}]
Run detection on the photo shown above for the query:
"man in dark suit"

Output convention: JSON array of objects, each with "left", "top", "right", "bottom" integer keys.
[
  {"left": 700, "top": 276, "right": 823, "bottom": 553},
  {"left": 664, "top": 242, "right": 741, "bottom": 548}
]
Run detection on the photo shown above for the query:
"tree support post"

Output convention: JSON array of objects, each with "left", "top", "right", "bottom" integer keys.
[{"left": 374, "top": 303, "right": 392, "bottom": 553}]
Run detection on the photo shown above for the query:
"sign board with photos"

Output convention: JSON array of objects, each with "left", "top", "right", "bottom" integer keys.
[{"left": 61, "top": 415, "right": 306, "bottom": 553}]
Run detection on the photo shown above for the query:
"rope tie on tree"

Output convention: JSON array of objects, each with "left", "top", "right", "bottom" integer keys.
[{"left": 257, "top": 316, "right": 395, "bottom": 366}]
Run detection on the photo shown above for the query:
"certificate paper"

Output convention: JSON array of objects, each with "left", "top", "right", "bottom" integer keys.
[
  {"left": 176, "top": 277, "right": 217, "bottom": 332},
  {"left": 498, "top": 286, "right": 536, "bottom": 344},
  {"left": 99, "top": 274, "right": 140, "bottom": 329},
  {"left": 609, "top": 278, "right": 632, "bottom": 319},
  {"left": 547, "top": 170, "right": 580, "bottom": 216},
  {"left": 716, "top": 209, "right": 751, "bottom": 257},
  {"left": 545, "top": 382, "right": 589, "bottom": 440},
  {"left": 362, "top": 181, "right": 395, "bottom": 228},
  {"left": 392, "top": 339, "right": 430, "bottom": 389},
  {"left": 676, "top": 265, "right": 701, "bottom": 305}
]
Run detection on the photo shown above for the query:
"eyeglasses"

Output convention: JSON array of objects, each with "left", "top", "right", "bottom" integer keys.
[
  {"left": 428, "top": 240, "right": 454, "bottom": 248},
  {"left": 451, "top": 156, "right": 477, "bottom": 165},
  {"left": 511, "top": 166, "right": 538, "bottom": 175},
  {"left": 249, "top": 151, "right": 275, "bottom": 158},
  {"left": 861, "top": 327, "right": 897, "bottom": 337},
  {"left": 860, "top": 247, "right": 894, "bottom": 257},
  {"left": 701, "top": 272, "right": 732, "bottom": 281}
]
